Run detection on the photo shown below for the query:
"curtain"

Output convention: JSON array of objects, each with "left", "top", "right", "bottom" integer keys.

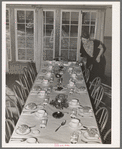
[{"left": 95, "top": 10, "right": 105, "bottom": 42}]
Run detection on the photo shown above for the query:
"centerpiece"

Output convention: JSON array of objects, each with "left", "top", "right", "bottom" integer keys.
[{"left": 50, "top": 94, "right": 69, "bottom": 109}]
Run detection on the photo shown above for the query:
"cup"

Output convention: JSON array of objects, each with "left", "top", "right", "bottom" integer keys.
[
  {"left": 71, "top": 99, "right": 78, "bottom": 105},
  {"left": 43, "top": 79, "right": 48, "bottom": 85},
  {"left": 70, "top": 118, "right": 80, "bottom": 127},
  {"left": 38, "top": 90, "right": 46, "bottom": 97},
  {"left": 46, "top": 72, "right": 51, "bottom": 78},
  {"left": 70, "top": 131, "right": 79, "bottom": 144},
  {"left": 36, "top": 109, "right": 47, "bottom": 117},
  {"left": 48, "top": 65, "right": 53, "bottom": 70},
  {"left": 69, "top": 81, "right": 74, "bottom": 87},
  {"left": 71, "top": 73, "right": 77, "bottom": 79}
]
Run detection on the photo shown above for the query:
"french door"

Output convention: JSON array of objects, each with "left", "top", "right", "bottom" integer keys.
[
  {"left": 42, "top": 9, "right": 81, "bottom": 61},
  {"left": 59, "top": 10, "right": 81, "bottom": 61}
]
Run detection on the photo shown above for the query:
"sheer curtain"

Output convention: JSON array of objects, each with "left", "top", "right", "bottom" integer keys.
[{"left": 95, "top": 10, "right": 106, "bottom": 42}]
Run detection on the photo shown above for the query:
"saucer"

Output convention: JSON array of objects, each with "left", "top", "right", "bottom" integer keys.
[
  {"left": 41, "top": 69, "right": 47, "bottom": 74},
  {"left": 69, "top": 102, "right": 80, "bottom": 108},
  {"left": 25, "top": 103, "right": 37, "bottom": 110},
  {"left": 34, "top": 112, "right": 47, "bottom": 119},
  {"left": 15, "top": 125, "right": 31, "bottom": 135},
  {"left": 69, "top": 122, "right": 82, "bottom": 129}
]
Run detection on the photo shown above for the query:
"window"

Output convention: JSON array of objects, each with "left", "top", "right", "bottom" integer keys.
[
  {"left": 43, "top": 10, "right": 55, "bottom": 61},
  {"left": 82, "top": 11, "right": 97, "bottom": 39},
  {"left": 60, "top": 10, "right": 80, "bottom": 61},
  {"left": 6, "top": 9, "right": 11, "bottom": 61},
  {"left": 15, "top": 9, "right": 35, "bottom": 61}
]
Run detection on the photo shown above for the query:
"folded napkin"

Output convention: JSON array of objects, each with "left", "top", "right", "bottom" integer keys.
[{"left": 80, "top": 128, "right": 101, "bottom": 143}]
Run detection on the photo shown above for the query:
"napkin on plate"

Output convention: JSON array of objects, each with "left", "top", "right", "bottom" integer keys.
[{"left": 80, "top": 128, "right": 101, "bottom": 143}]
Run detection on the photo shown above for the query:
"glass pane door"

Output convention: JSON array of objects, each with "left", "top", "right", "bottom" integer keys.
[
  {"left": 60, "top": 10, "right": 80, "bottom": 61},
  {"left": 43, "top": 10, "right": 55, "bottom": 61},
  {"left": 82, "top": 11, "right": 97, "bottom": 39}
]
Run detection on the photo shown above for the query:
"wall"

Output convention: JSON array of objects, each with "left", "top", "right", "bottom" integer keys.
[{"left": 103, "top": 7, "right": 112, "bottom": 80}]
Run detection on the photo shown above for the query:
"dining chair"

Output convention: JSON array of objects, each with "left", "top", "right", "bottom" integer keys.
[
  {"left": 23, "top": 67, "right": 34, "bottom": 90},
  {"left": 83, "top": 68, "right": 90, "bottom": 83},
  {"left": 95, "top": 107, "right": 108, "bottom": 132},
  {"left": 101, "top": 83, "right": 111, "bottom": 98},
  {"left": 12, "top": 83, "right": 25, "bottom": 111},
  {"left": 89, "top": 77, "right": 101, "bottom": 90},
  {"left": 6, "top": 99, "right": 20, "bottom": 123},
  {"left": 103, "top": 128, "right": 111, "bottom": 144},
  {"left": 88, "top": 64, "right": 93, "bottom": 72},
  {"left": 16, "top": 74, "right": 29, "bottom": 98},
  {"left": 90, "top": 85, "right": 104, "bottom": 109},
  {"left": 5, "top": 118, "right": 15, "bottom": 143},
  {"left": 27, "top": 60, "right": 37, "bottom": 82}
]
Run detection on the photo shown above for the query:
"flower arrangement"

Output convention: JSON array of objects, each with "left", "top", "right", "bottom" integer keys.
[{"left": 50, "top": 94, "right": 69, "bottom": 109}]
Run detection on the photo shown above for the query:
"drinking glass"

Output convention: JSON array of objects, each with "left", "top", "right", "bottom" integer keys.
[{"left": 70, "top": 131, "right": 79, "bottom": 144}]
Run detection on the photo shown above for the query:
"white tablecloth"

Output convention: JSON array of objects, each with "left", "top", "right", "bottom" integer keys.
[{"left": 9, "top": 62, "right": 102, "bottom": 145}]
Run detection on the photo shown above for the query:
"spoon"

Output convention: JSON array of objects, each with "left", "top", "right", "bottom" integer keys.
[{"left": 55, "top": 120, "right": 66, "bottom": 132}]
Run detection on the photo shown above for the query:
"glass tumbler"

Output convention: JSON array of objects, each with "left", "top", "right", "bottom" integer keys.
[{"left": 70, "top": 131, "right": 79, "bottom": 144}]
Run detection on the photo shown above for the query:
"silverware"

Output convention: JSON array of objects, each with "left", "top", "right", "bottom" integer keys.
[
  {"left": 81, "top": 139, "right": 100, "bottom": 144},
  {"left": 11, "top": 138, "right": 27, "bottom": 142},
  {"left": 55, "top": 120, "right": 66, "bottom": 132}
]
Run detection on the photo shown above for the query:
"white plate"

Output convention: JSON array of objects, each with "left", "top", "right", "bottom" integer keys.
[
  {"left": 16, "top": 126, "right": 31, "bottom": 135},
  {"left": 34, "top": 112, "right": 48, "bottom": 119},
  {"left": 41, "top": 69, "right": 47, "bottom": 74},
  {"left": 83, "top": 131, "right": 99, "bottom": 140},
  {"left": 69, "top": 102, "right": 80, "bottom": 108},
  {"left": 24, "top": 103, "right": 37, "bottom": 110}
]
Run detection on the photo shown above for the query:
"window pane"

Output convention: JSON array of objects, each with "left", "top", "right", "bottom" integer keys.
[
  {"left": 82, "top": 26, "right": 89, "bottom": 34},
  {"left": 27, "top": 49, "right": 34, "bottom": 60},
  {"left": 91, "top": 12, "right": 96, "bottom": 25},
  {"left": 44, "top": 37, "right": 53, "bottom": 50},
  {"left": 43, "top": 11, "right": 45, "bottom": 23},
  {"left": 26, "top": 37, "right": 34, "bottom": 48},
  {"left": 70, "top": 38, "right": 77, "bottom": 49},
  {"left": 46, "top": 11, "right": 54, "bottom": 24},
  {"left": 26, "top": 24, "right": 34, "bottom": 36},
  {"left": 62, "top": 12, "right": 70, "bottom": 24},
  {"left": 62, "top": 25, "right": 69, "bottom": 37},
  {"left": 17, "top": 11, "right": 25, "bottom": 23},
  {"left": 70, "top": 25, "right": 78, "bottom": 37},
  {"left": 17, "top": 24, "right": 25, "bottom": 36},
  {"left": 18, "top": 49, "right": 25, "bottom": 60},
  {"left": 18, "top": 36, "right": 25, "bottom": 48},
  {"left": 26, "top": 11, "right": 34, "bottom": 23},
  {"left": 69, "top": 50, "right": 76, "bottom": 61},
  {"left": 61, "top": 38, "right": 69, "bottom": 49},
  {"left": 6, "top": 10, "right": 9, "bottom": 22},
  {"left": 43, "top": 50, "right": 53, "bottom": 61},
  {"left": 46, "top": 25, "right": 53, "bottom": 36},
  {"left": 61, "top": 50, "right": 68, "bottom": 60},
  {"left": 71, "top": 12, "right": 79, "bottom": 24},
  {"left": 82, "top": 12, "right": 90, "bottom": 24},
  {"left": 90, "top": 26, "right": 95, "bottom": 39}
]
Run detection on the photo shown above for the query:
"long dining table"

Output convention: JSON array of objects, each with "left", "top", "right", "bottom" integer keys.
[{"left": 9, "top": 61, "right": 102, "bottom": 146}]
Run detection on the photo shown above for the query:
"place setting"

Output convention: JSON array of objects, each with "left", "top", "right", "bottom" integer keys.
[
  {"left": 69, "top": 118, "right": 84, "bottom": 130},
  {"left": 78, "top": 106, "right": 93, "bottom": 118},
  {"left": 80, "top": 127, "right": 101, "bottom": 144},
  {"left": 10, "top": 137, "right": 39, "bottom": 144},
  {"left": 68, "top": 98, "right": 80, "bottom": 108}
]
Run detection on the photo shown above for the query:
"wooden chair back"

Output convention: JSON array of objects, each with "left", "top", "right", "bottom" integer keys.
[{"left": 95, "top": 107, "right": 108, "bottom": 132}]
